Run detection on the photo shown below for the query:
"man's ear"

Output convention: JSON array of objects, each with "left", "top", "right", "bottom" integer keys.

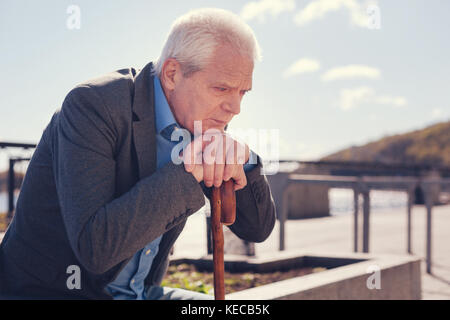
[{"left": 161, "top": 58, "right": 182, "bottom": 91}]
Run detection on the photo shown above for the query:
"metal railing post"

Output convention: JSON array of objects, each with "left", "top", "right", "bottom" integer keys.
[
  {"left": 362, "top": 188, "right": 370, "bottom": 253},
  {"left": 353, "top": 187, "right": 359, "bottom": 252},
  {"left": 279, "top": 188, "right": 289, "bottom": 251},
  {"left": 424, "top": 185, "right": 433, "bottom": 274},
  {"left": 406, "top": 185, "right": 415, "bottom": 254},
  {"left": 7, "top": 158, "right": 15, "bottom": 220}
]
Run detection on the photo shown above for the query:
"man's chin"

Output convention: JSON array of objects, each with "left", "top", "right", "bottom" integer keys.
[
  {"left": 203, "top": 121, "right": 226, "bottom": 133},
  {"left": 185, "top": 120, "right": 227, "bottom": 135},
  {"left": 207, "top": 126, "right": 226, "bottom": 134}
]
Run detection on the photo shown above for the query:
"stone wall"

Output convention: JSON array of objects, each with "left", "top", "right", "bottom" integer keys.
[{"left": 284, "top": 184, "right": 330, "bottom": 219}]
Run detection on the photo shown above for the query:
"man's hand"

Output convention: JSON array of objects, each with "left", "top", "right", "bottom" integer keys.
[{"left": 181, "top": 132, "right": 250, "bottom": 191}]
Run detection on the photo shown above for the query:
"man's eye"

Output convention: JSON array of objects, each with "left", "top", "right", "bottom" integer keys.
[{"left": 215, "top": 87, "right": 227, "bottom": 92}]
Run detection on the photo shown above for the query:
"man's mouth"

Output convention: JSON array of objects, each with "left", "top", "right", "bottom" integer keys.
[{"left": 210, "top": 118, "right": 228, "bottom": 125}]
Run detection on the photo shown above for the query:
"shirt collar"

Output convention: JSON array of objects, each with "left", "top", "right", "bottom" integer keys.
[{"left": 153, "top": 75, "right": 178, "bottom": 134}]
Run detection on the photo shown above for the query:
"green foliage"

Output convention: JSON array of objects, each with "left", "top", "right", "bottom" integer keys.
[
  {"left": 0, "top": 171, "right": 25, "bottom": 193},
  {"left": 162, "top": 263, "right": 327, "bottom": 294},
  {"left": 0, "top": 212, "right": 8, "bottom": 232},
  {"left": 161, "top": 264, "right": 214, "bottom": 295}
]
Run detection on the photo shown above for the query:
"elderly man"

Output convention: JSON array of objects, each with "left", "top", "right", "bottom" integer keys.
[{"left": 0, "top": 8, "right": 276, "bottom": 300}]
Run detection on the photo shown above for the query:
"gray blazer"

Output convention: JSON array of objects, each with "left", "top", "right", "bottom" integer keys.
[{"left": 0, "top": 62, "right": 276, "bottom": 299}]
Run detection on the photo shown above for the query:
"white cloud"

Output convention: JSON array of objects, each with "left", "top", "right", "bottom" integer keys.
[
  {"left": 338, "top": 86, "right": 407, "bottom": 110},
  {"left": 430, "top": 107, "right": 450, "bottom": 120},
  {"left": 240, "top": 0, "right": 296, "bottom": 22},
  {"left": 375, "top": 95, "right": 407, "bottom": 107},
  {"left": 283, "top": 58, "right": 321, "bottom": 78},
  {"left": 279, "top": 136, "right": 326, "bottom": 160},
  {"left": 431, "top": 108, "right": 443, "bottom": 119},
  {"left": 294, "top": 0, "right": 375, "bottom": 28},
  {"left": 339, "top": 86, "right": 374, "bottom": 110},
  {"left": 321, "top": 64, "right": 381, "bottom": 81}
]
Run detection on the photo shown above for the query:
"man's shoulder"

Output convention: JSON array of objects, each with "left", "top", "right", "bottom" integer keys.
[
  {"left": 82, "top": 67, "right": 137, "bottom": 86},
  {"left": 75, "top": 67, "right": 138, "bottom": 100},
  {"left": 64, "top": 67, "right": 141, "bottom": 120}
]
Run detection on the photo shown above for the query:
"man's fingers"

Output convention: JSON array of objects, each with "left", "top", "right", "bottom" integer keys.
[
  {"left": 213, "top": 163, "right": 225, "bottom": 187},
  {"left": 213, "top": 146, "right": 226, "bottom": 187},
  {"left": 203, "top": 161, "right": 215, "bottom": 187},
  {"left": 222, "top": 163, "right": 236, "bottom": 182},
  {"left": 223, "top": 141, "right": 237, "bottom": 181},
  {"left": 212, "top": 136, "right": 226, "bottom": 187},
  {"left": 183, "top": 135, "right": 208, "bottom": 172},
  {"left": 182, "top": 140, "right": 195, "bottom": 172},
  {"left": 182, "top": 145, "right": 201, "bottom": 172},
  {"left": 232, "top": 167, "right": 247, "bottom": 191},
  {"left": 182, "top": 133, "right": 249, "bottom": 190}
]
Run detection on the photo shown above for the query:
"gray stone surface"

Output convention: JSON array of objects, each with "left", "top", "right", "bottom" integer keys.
[
  {"left": 224, "top": 251, "right": 421, "bottom": 300},
  {"left": 172, "top": 203, "right": 450, "bottom": 299},
  {"left": 266, "top": 171, "right": 330, "bottom": 220},
  {"left": 172, "top": 250, "right": 421, "bottom": 300},
  {"left": 284, "top": 184, "right": 330, "bottom": 219}
]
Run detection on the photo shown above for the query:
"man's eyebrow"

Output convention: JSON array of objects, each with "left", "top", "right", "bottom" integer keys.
[
  {"left": 213, "top": 82, "right": 234, "bottom": 88},
  {"left": 214, "top": 82, "right": 252, "bottom": 91}
]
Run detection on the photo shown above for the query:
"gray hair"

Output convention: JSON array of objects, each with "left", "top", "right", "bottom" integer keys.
[{"left": 153, "top": 8, "right": 262, "bottom": 78}]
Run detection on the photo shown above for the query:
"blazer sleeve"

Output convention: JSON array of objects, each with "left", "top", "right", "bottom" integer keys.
[
  {"left": 201, "top": 153, "right": 277, "bottom": 243},
  {"left": 53, "top": 85, "right": 206, "bottom": 274}
]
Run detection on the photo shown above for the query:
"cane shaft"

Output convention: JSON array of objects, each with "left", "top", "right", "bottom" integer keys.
[
  {"left": 211, "top": 187, "right": 225, "bottom": 300},
  {"left": 220, "top": 180, "right": 236, "bottom": 225},
  {"left": 211, "top": 180, "right": 236, "bottom": 300}
]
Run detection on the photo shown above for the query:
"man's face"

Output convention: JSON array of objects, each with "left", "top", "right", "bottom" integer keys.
[{"left": 165, "top": 44, "right": 254, "bottom": 134}]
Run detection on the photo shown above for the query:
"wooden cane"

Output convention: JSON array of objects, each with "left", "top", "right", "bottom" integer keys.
[{"left": 211, "top": 179, "right": 236, "bottom": 300}]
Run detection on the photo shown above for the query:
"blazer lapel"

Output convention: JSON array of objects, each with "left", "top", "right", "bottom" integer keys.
[
  {"left": 130, "top": 62, "right": 192, "bottom": 288},
  {"left": 132, "top": 62, "right": 157, "bottom": 179}
]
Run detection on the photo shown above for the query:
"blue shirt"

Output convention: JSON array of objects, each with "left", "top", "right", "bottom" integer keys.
[{"left": 106, "top": 75, "right": 256, "bottom": 299}]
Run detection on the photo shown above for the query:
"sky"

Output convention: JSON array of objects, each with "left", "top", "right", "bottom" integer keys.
[{"left": 1, "top": 0, "right": 449, "bottom": 171}]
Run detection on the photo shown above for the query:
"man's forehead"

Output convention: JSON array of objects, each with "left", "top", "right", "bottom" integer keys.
[
  {"left": 203, "top": 60, "right": 253, "bottom": 87},
  {"left": 206, "top": 67, "right": 252, "bottom": 84},
  {"left": 204, "top": 45, "right": 253, "bottom": 76}
]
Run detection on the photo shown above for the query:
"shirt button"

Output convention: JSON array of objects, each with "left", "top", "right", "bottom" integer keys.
[
  {"left": 131, "top": 279, "right": 135, "bottom": 284},
  {"left": 145, "top": 249, "right": 151, "bottom": 255}
]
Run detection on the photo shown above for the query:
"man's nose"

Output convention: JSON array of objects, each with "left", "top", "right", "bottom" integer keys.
[{"left": 223, "top": 95, "right": 241, "bottom": 115}]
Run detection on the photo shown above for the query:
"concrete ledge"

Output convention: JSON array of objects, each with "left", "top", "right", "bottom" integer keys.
[
  {"left": 171, "top": 250, "right": 366, "bottom": 273},
  {"left": 226, "top": 251, "right": 421, "bottom": 300},
  {"left": 171, "top": 250, "right": 422, "bottom": 300}
]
